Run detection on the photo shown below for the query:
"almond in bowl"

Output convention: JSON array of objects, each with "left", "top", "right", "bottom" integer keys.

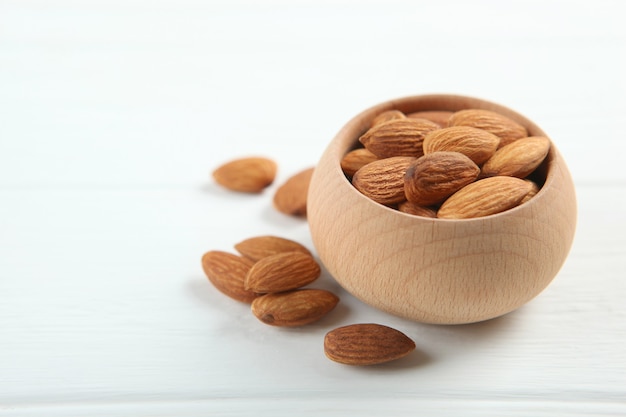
[{"left": 307, "top": 94, "right": 577, "bottom": 324}]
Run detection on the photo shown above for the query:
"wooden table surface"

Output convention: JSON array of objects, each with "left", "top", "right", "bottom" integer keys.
[{"left": 1, "top": 1, "right": 625, "bottom": 415}]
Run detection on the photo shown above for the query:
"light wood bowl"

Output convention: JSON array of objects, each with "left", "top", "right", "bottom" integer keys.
[{"left": 307, "top": 94, "right": 577, "bottom": 324}]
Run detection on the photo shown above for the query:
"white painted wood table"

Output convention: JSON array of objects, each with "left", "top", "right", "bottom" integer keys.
[{"left": 1, "top": 1, "right": 625, "bottom": 415}]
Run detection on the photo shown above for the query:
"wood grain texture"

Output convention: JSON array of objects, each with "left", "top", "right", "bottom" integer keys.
[{"left": 308, "top": 95, "right": 577, "bottom": 324}]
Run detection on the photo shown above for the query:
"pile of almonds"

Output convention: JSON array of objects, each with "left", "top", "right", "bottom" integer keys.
[
  {"left": 202, "top": 236, "right": 340, "bottom": 327},
  {"left": 342, "top": 108, "right": 550, "bottom": 219},
  {"left": 207, "top": 159, "right": 416, "bottom": 365}
]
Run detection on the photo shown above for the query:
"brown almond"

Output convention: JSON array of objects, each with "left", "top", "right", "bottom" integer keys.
[
  {"left": 423, "top": 126, "right": 500, "bottom": 165},
  {"left": 404, "top": 152, "right": 479, "bottom": 206},
  {"left": 437, "top": 176, "right": 533, "bottom": 219},
  {"left": 397, "top": 201, "right": 438, "bottom": 218},
  {"left": 235, "top": 235, "right": 311, "bottom": 262},
  {"left": 371, "top": 109, "right": 406, "bottom": 127},
  {"left": 406, "top": 110, "right": 454, "bottom": 127},
  {"left": 447, "top": 109, "right": 528, "bottom": 147},
  {"left": 520, "top": 180, "right": 540, "bottom": 204},
  {"left": 481, "top": 136, "right": 551, "bottom": 179},
  {"left": 273, "top": 167, "right": 315, "bottom": 217},
  {"left": 359, "top": 118, "right": 440, "bottom": 158},
  {"left": 352, "top": 156, "right": 416, "bottom": 205},
  {"left": 201, "top": 251, "right": 259, "bottom": 303},
  {"left": 212, "top": 157, "right": 277, "bottom": 193},
  {"left": 340, "top": 148, "right": 378, "bottom": 177},
  {"left": 251, "top": 289, "right": 339, "bottom": 327},
  {"left": 324, "top": 323, "right": 416, "bottom": 365},
  {"left": 244, "top": 251, "right": 321, "bottom": 293}
]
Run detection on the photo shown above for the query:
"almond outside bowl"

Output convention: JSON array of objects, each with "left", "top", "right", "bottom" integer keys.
[{"left": 307, "top": 94, "right": 577, "bottom": 324}]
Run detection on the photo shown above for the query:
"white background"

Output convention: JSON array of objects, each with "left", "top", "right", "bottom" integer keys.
[{"left": 1, "top": 0, "right": 625, "bottom": 415}]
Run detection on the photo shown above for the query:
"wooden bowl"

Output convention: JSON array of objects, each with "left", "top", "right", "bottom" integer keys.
[{"left": 307, "top": 94, "right": 577, "bottom": 324}]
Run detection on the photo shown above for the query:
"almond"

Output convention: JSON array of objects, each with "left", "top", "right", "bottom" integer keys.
[
  {"left": 324, "top": 323, "right": 416, "bottom": 365},
  {"left": 371, "top": 109, "right": 406, "bottom": 127},
  {"left": 422, "top": 126, "right": 500, "bottom": 165},
  {"left": 520, "top": 180, "right": 540, "bottom": 204},
  {"left": 234, "top": 235, "right": 311, "bottom": 262},
  {"left": 340, "top": 148, "right": 378, "bottom": 177},
  {"left": 212, "top": 157, "right": 277, "bottom": 193},
  {"left": 251, "top": 289, "right": 339, "bottom": 327},
  {"left": 404, "top": 152, "right": 479, "bottom": 206},
  {"left": 201, "top": 251, "right": 259, "bottom": 303},
  {"left": 397, "top": 201, "right": 438, "bottom": 218},
  {"left": 437, "top": 176, "right": 533, "bottom": 219},
  {"left": 359, "top": 118, "right": 440, "bottom": 158},
  {"left": 406, "top": 110, "right": 454, "bottom": 127},
  {"left": 273, "top": 167, "right": 315, "bottom": 217},
  {"left": 244, "top": 251, "right": 321, "bottom": 293},
  {"left": 447, "top": 109, "right": 528, "bottom": 147},
  {"left": 352, "top": 156, "right": 416, "bottom": 205},
  {"left": 481, "top": 136, "right": 551, "bottom": 179}
]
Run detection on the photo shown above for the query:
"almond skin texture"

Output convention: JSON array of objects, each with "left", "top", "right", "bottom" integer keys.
[
  {"left": 406, "top": 110, "right": 454, "bottom": 127},
  {"left": 404, "top": 152, "right": 479, "bottom": 206},
  {"left": 397, "top": 201, "right": 438, "bottom": 218},
  {"left": 423, "top": 126, "right": 500, "bottom": 165},
  {"left": 370, "top": 109, "right": 406, "bottom": 127},
  {"left": 340, "top": 148, "right": 378, "bottom": 177},
  {"left": 251, "top": 289, "right": 339, "bottom": 327},
  {"left": 324, "top": 323, "right": 416, "bottom": 365},
  {"left": 201, "top": 251, "right": 259, "bottom": 303},
  {"left": 273, "top": 167, "right": 314, "bottom": 217},
  {"left": 437, "top": 176, "right": 533, "bottom": 219},
  {"left": 244, "top": 251, "right": 321, "bottom": 293},
  {"left": 447, "top": 109, "right": 528, "bottom": 147},
  {"left": 352, "top": 156, "right": 416, "bottom": 205},
  {"left": 234, "top": 235, "right": 311, "bottom": 262},
  {"left": 212, "top": 157, "right": 277, "bottom": 193},
  {"left": 359, "top": 118, "right": 441, "bottom": 158},
  {"left": 481, "top": 136, "right": 551, "bottom": 179},
  {"left": 520, "top": 180, "right": 540, "bottom": 204}
]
